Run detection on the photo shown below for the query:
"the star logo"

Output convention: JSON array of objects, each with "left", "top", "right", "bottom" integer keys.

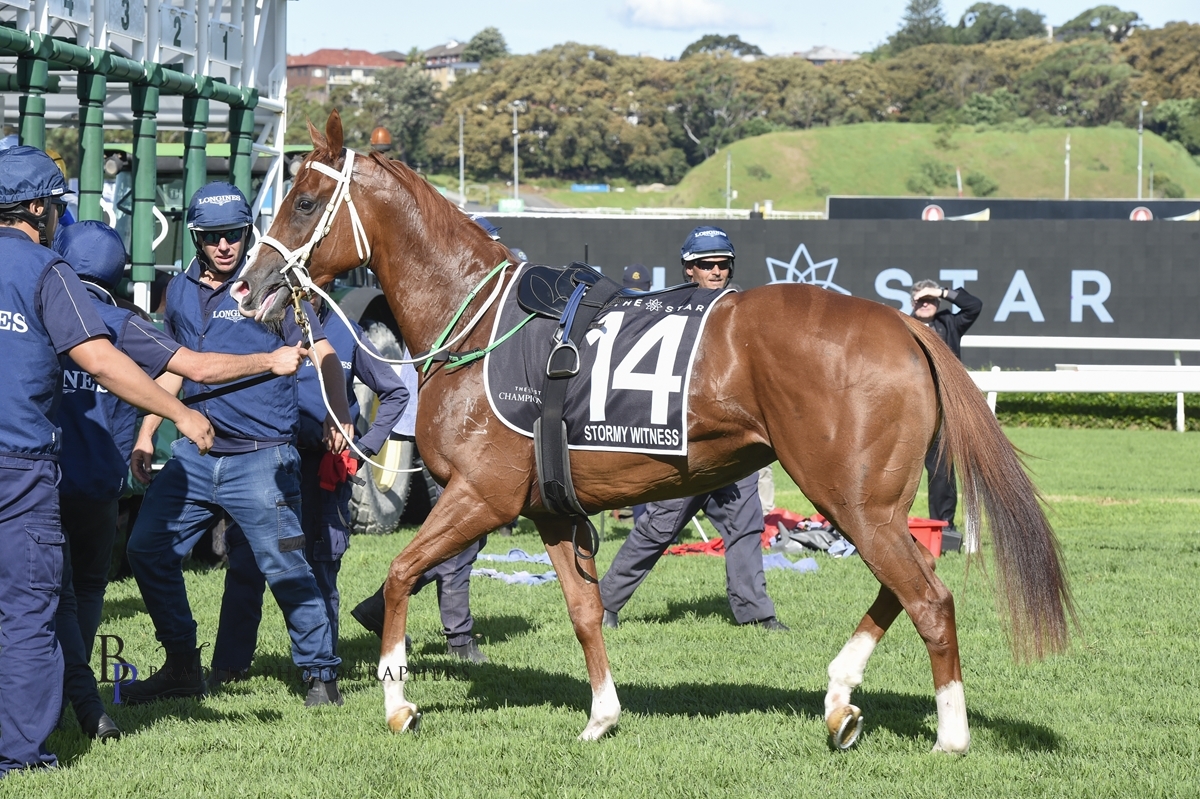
[
  {"left": 766, "top": 243, "right": 851, "bottom": 295},
  {"left": 645, "top": 299, "right": 662, "bottom": 312}
]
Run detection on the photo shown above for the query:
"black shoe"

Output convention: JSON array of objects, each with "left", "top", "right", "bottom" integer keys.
[
  {"left": 207, "top": 667, "right": 250, "bottom": 692},
  {"left": 447, "top": 639, "right": 488, "bottom": 664},
  {"left": 748, "top": 617, "right": 790, "bottom": 632},
  {"left": 304, "top": 677, "right": 344, "bottom": 707},
  {"left": 93, "top": 713, "right": 121, "bottom": 742},
  {"left": 602, "top": 609, "right": 619, "bottom": 629},
  {"left": 120, "top": 649, "right": 206, "bottom": 705},
  {"left": 351, "top": 590, "right": 386, "bottom": 638}
]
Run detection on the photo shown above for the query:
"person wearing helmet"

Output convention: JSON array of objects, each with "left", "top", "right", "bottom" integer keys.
[
  {"left": 209, "top": 290, "right": 413, "bottom": 685},
  {"left": 50, "top": 221, "right": 310, "bottom": 741},
  {"left": 0, "top": 146, "right": 213, "bottom": 777},
  {"left": 122, "top": 182, "right": 354, "bottom": 708},
  {"left": 599, "top": 226, "right": 788, "bottom": 633}
]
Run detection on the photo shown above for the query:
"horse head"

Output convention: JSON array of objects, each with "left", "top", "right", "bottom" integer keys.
[{"left": 233, "top": 109, "right": 375, "bottom": 326}]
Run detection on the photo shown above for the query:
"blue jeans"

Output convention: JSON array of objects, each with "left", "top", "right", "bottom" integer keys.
[
  {"left": 127, "top": 441, "right": 339, "bottom": 681},
  {"left": 213, "top": 451, "right": 347, "bottom": 673},
  {"left": 0, "top": 456, "right": 63, "bottom": 776}
]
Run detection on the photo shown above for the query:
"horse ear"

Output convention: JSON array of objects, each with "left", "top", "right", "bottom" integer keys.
[
  {"left": 308, "top": 118, "right": 328, "bottom": 153},
  {"left": 325, "top": 109, "right": 344, "bottom": 154}
]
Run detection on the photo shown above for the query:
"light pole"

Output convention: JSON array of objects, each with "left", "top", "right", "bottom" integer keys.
[
  {"left": 1137, "top": 100, "right": 1147, "bottom": 199},
  {"left": 509, "top": 101, "right": 525, "bottom": 201},
  {"left": 1064, "top": 134, "right": 1070, "bottom": 199},
  {"left": 458, "top": 110, "right": 465, "bottom": 209}
]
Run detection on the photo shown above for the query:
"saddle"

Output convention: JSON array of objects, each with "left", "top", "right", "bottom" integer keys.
[{"left": 517, "top": 263, "right": 623, "bottom": 524}]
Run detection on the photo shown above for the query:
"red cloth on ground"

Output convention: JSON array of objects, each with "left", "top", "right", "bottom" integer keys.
[{"left": 318, "top": 450, "right": 359, "bottom": 491}]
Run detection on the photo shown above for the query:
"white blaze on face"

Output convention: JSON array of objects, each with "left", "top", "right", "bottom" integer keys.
[
  {"left": 825, "top": 632, "right": 878, "bottom": 719},
  {"left": 933, "top": 680, "right": 970, "bottom": 754}
]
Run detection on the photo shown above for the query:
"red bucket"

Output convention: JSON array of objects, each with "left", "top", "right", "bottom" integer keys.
[{"left": 908, "top": 517, "right": 948, "bottom": 558}]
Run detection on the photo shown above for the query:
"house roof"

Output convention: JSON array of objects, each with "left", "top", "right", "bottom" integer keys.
[
  {"left": 424, "top": 40, "right": 466, "bottom": 58},
  {"left": 795, "top": 46, "right": 859, "bottom": 62},
  {"left": 286, "top": 49, "right": 404, "bottom": 68}
]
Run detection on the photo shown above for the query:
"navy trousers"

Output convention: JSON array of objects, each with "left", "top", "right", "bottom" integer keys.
[
  {"left": 0, "top": 457, "right": 64, "bottom": 776},
  {"left": 925, "top": 433, "right": 957, "bottom": 525},
  {"left": 600, "top": 472, "right": 775, "bottom": 625}
]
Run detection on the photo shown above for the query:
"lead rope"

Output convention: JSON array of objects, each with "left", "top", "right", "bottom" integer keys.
[{"left": 291, "top": 291, "right": 423, "bottom": 474}]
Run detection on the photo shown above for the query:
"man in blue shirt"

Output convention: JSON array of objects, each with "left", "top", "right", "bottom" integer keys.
[
  {"left": 209, "top": 294, "right": 409, "bottom": 683},
  {"left": 52, "top": 220, "right": 309, "bottom": 741},
  {"left": 0, "top": 146, "right": 213, "bottom": 777},
  {"left": 123, "top": 183, "right": 354, "bottom": 707},
  {"left": 599, "top": 226, "right": 788, "bottom": 632}
]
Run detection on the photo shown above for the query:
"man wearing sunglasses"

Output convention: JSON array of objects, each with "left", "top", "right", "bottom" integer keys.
[
  {"left": 600, "top": 226, "right": 789, "bottom": 633},
  {"left": 910, "top": 279, "right": 983, "bottom": 537},
  {"left": 123, "top": 182, "right": 354, "bottom": 708}
]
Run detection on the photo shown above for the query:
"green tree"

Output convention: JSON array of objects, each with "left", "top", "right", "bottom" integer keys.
[
  {"left": 1151, "top": 99, "right": 1200, "bottom": 154},
  {"left": 371, "top": 66, "right": 442, "bottom": 166},
  {"left": 1016, "top": 39, "right": 1133, "bottom": 125},
  {"left": 680, "top": 34, "right": 764, "bottom": 60},
  {"left": 954, "top": 4, "right": 1046, "bottom": 44},
  {"left": 672, "top": 57, "right": 763, "bottom": 161},
  {"left": 887, "top": 0, "right": 951, "bottom": 54},
  {"left": 1057, "top": 5, "right": 1141, "bottom": 43},
  {"left": 462, "top": 27, "right": 508, "bottom": 63}
]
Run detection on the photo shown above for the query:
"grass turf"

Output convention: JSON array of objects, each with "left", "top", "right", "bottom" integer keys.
[{"left": 6, "top": 427, "right": 1199, "bottom": 797}]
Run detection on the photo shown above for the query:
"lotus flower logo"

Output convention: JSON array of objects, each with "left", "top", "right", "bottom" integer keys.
[{"left": 766, "top": 243, "right": 850, "bottom": 295}]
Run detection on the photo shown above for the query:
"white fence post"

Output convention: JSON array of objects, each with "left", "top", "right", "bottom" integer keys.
[
  {"left": 1176, "top": 351, "right": 1185, "bottom": 433},
  {"left": 987, "top": 366, "right": 1000, "bottom": 415}
]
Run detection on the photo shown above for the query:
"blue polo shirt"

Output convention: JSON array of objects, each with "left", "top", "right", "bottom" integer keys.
[
  {"left": 0, "top": 227, "right": 110, "bottom": 459},
  {"left": 296, "top": 310, "right": 409, "bottom": 457},
  {"left": 164, "top": 258, "right": 325, "bottom": 454},
  {"left": 57, "top": 284, "right": 180, "bottom": 499}
]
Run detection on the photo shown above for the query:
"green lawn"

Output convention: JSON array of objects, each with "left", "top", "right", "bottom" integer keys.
[
  {"left": 543, "top": 124, "right": 1200, "bottom": 213},
  {"left": 7, "top": 428, "right": 1199, "bottom": 797}
]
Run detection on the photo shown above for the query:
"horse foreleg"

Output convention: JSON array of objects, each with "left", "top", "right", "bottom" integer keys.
[
  {"left": 534, "top": 515, "right": 620, "bottom": 741},
  {"left": 825, "top": 545, "right": 937, "bottom": 749},
  {"left": 379, "top": 482, "right": 510, "bottom": 734}
]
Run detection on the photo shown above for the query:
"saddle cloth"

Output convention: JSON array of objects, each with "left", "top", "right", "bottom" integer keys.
[{"left": 484, "top": 263, "right": 733, "bottom": 456}]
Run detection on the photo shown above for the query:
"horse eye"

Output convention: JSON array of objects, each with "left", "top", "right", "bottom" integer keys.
[{"left": 296, "top": 198, "right": 316, "bottom": 213}]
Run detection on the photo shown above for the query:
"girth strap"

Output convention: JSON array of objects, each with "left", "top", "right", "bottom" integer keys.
[{"left": 534, "top": 270, "right": 623, "bottom": 518}]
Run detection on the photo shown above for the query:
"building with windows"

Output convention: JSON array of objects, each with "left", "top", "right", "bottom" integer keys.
[
  {"left": 794, "top": 46, "right": 859, "bottom": 66},
  {"left": 421, "top": 40, "right": 479, "bottom": 89},
  {"left": 286, "top": 49, "right": 405, "bottom": 98}
]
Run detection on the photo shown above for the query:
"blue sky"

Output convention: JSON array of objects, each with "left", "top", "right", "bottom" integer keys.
[{"left": 288, "top": 1, "right": 1198, "bottom": 59}]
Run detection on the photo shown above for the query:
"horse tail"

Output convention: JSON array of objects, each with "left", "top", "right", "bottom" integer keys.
[{"left": 901, "top": 314, "right": 1075, "bottom": 660}]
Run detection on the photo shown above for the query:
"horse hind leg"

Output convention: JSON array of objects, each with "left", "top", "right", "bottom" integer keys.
[{"left": 534, "top": 515, "right": 620, "bottom": 741}]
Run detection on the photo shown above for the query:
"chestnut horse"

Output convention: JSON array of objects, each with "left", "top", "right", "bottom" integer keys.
[{"left": 233, "top": 112, "right": 1071, "bottom": 752}]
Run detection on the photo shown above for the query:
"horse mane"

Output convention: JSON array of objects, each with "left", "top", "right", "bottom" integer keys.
[{"left": 363, "top": 151, "right": 504, "bottom": 260}]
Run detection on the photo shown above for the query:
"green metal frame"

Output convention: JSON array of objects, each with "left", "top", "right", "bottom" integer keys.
[{"left": 0, "top": 27, "right": 259, "bottom": 305}]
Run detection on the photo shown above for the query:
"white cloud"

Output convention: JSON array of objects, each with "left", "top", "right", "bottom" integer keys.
[{"left": 619, "top": 0, "right": 757, "bottom": 31}]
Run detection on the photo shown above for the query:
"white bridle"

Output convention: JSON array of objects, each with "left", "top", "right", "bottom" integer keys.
[
  {"left": 252, "top": 146, "right": 513, "bottom": 370},
  {"left": 249, "top": 147, "right": 517, "bottom": 474}
]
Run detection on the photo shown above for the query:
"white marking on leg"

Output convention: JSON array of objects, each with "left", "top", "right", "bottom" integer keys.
[
  {"left": 932, "top": 680, "right": 970, "bottom": 754},
  {"left": 825, "top": 632, "right": 877, "bottom": 720},
  {"left": 578, "top": 671, "right": 621, "bottom": 741},
  {"left": 378, "top": 640, "right": 417, "bottom": 729}
]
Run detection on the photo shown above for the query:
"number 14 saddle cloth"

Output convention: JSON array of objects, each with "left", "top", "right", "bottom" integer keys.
[{"left": 483, "top": 263, "right": 733, "bottom": 456}]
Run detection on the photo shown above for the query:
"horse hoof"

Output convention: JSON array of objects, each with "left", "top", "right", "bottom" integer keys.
[
  {"left": 387, "top": 705, "right": 421, "bottom": 734},
  {"left": 827, "top": 705, "right": 863, "bottom": 750}
]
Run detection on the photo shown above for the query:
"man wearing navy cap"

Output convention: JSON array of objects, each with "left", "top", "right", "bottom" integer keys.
[
  {"left": 623, "top": 264, "right": 652, "bottom": 292},
  {"left": 0, "top": 146, "right": 213, "bottom": 776},
  {"left": 51, "top": 221, "right": 309, "bottom": 740},
  {"left": 600, "top": 226, "right": 788, "bottom": 632},
  {"left": 123, "top": 182, "right": 354, "bottom": 708}
]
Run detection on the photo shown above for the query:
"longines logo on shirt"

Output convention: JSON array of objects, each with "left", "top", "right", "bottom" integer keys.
[
  {"left": 211, "top": 309, "right": 244, "bottom": 322},
  {"left": 0, "top": 309, "right": 29, "bottom": 332}
]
